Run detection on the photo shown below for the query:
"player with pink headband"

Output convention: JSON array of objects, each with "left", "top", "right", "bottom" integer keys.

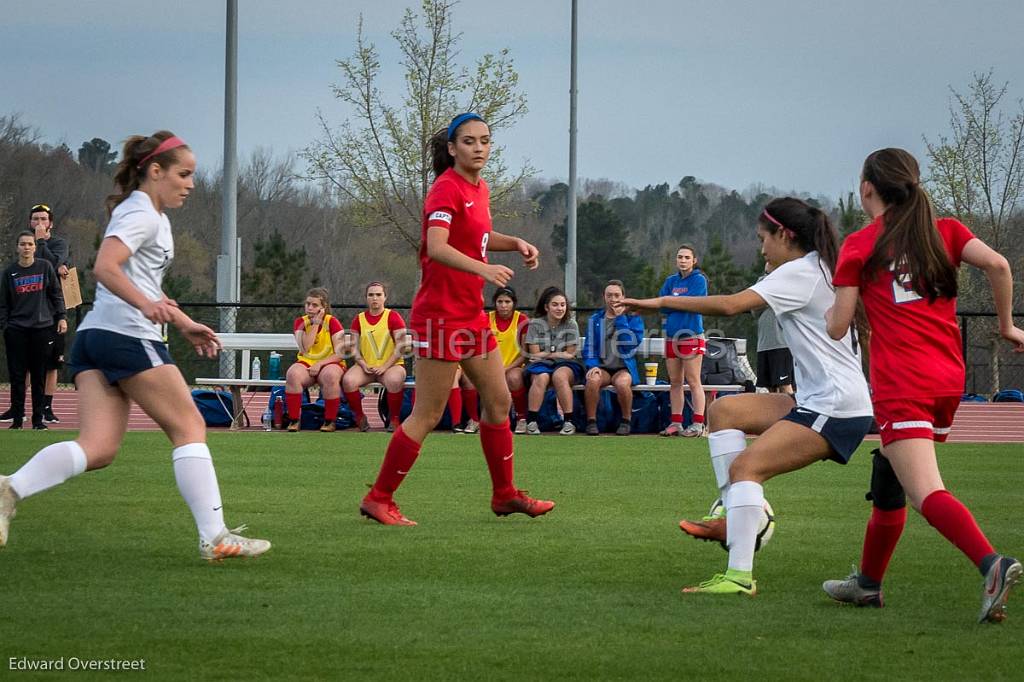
[
  {"left": 622, "top": 196, "right": 873, "bottom": 596},
  {"left": 0, "top": 130, "right": 271, "bottom": 561}
]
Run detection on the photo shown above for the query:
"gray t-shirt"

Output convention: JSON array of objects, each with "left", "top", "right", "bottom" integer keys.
[
  {"left": 757, "top": 306, "right": 787, "bottom": 352},
  {"left": 600, "top": 315, "right": 626, "bottom": 371},
  {"left": 524, "top": 317, "right": 581, "bottom": 366}
]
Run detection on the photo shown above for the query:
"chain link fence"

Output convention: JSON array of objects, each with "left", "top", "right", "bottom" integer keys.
[{"left": 1, "top": 303, "right": 1021, "bottom": 396}]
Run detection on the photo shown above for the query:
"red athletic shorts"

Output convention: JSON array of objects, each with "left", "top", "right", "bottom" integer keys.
[
  {"left": 665, "top": 337, "right": 706, "bottom": 359},
  {"left": 412, "top": 323, "right": 497, "bottom": 362},
  {"left": 873, "top": 396, "right": 959, "bottom": 446}
]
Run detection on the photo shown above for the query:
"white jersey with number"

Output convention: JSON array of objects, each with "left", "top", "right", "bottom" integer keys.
[
  {"left": 78, "top": 190, "right": 174, "bottom": 342},
  {"left": 749, "top": 251, "right": 872, "bottom": 418}
]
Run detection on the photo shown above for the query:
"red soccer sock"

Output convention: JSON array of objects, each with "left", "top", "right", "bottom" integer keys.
[
  {"left": 671, "top": 413, "right": 683, "bottom": 424},
  {"left": 285, "top": 391, "right": 303, "bottom": 420},
  {"left": 323, "top": 397, "right": 340, "bottom": 422},
  {"left": 511, "top": 387, "right": 528, "bottom": 419},
  {"left": 920, "top": 489, "right": 995, "bottom": 568},
  {"left": 344, "top": 391, "right": 365, "bottom": 421},
  {"left": 387, "top": 390, "right": 404, "bottom": 426},
  {"left": 447, "top": 388, "right": 463, "bottom": 427},
  {"left": 368, "top": 426, "right": 422, "bottom": 503},
  {"left": 479, "top": 418, "right": 516, "bottom": 500},
  {"left": 859, "top": 506, "right": 907, "bottom": 584},
  {"left": 463, "top": 388, "right": 480, "bottom": 422},
  {"left": 692, "top": 413, "right": 705, "bottom": 424}
]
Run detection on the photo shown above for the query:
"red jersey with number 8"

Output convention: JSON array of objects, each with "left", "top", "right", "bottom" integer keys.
[
  {"left": 410, "top": 167, "right": 491, "bottom": 331},
  {"left": 833, "top": 216, "right": 975, "bottom": 401}
]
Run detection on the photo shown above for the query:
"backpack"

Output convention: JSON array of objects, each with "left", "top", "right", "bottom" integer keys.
[
  {"left": 701, "top": 338, "right": 744, "bottom": 386},
  {"left": 191, "top": 390, "right": 239, "bottom": 428},
  {"left": 992, "top": 389, "right": 1024, "bottom": 403}
]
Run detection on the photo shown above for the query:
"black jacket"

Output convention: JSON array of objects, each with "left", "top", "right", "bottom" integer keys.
[
  {"left": 36, "top": 234, "right": 71, "bottom": 270},
  {"left": 0, "top": 258, "right": 66, "bottom": 331}
]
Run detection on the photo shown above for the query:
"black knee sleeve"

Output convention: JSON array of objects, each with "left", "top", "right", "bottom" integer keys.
[{"left": 865, "top": 448, "right": 905, "bottom": 510}]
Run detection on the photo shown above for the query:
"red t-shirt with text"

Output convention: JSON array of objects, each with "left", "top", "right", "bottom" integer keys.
[
  {"left": 833, "top": 216, "right": 975, "bottom": 401},
  {"left": 410, "top": 168, "right": 491, "bottom": 331}
]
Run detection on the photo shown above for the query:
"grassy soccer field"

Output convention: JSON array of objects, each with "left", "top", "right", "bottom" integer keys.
[{"left": 0, "top": 431, "right": 1021, "bottom": 680}]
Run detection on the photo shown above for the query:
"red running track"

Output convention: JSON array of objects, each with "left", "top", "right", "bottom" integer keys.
[{"left": 2, "top": 389, "right": 1023, "bottom": 442}]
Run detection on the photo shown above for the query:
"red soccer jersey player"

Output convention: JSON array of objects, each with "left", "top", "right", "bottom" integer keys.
[
  {"left": 359, "top": 113, "right": 554, "bottom": 526},
  {"left": 823, "top": 147, "right": 1024, "bottom": 623}
]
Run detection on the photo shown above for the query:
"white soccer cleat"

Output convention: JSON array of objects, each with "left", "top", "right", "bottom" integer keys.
[
  {"left": 200, "top": 524, "right": 271, "bottom": 561},
  {"left": 0, "top": 476, "right": 17, "bottom": 548}
]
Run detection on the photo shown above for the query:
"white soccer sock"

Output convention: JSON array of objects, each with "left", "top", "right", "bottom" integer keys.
[
  {"left": 8, "top": 441, "right": 88, "bottom": 499},
  {"left": 172, "top": 443, "right": 225, "bottom": 543},
  {"left": 708, "top": 429, "right": 746, "bottom": 507},
  {"left": 726, "top": 480, "right": 764, "bottom": 573}
]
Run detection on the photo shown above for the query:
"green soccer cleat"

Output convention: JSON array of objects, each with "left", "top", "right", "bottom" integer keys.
[{"left": 682, "top": 569, "right": 756, "bottom": 596}]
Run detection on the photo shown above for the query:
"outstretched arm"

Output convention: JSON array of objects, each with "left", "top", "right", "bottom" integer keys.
[{"left": 622, "top": 289, "right": 766, "bottom": 317}]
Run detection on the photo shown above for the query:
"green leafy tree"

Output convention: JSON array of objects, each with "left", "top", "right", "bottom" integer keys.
[
  {"left": 699, "top": 236, "right": 758, "bottom": 342},
  {"left": 77, "top": 138, "right": 117, "bottom": 173},
  {"left": 837, "top": 191, "right": 867, "bottom": 238},
  {"left": 304, "top": 0, "right": 533, "bottom": 251},
  {"left": 550, "top": 199, "right": 649, "bottom": 306},
  {"left": 240, "top": 230, "right": 317, "bottom": 333}
]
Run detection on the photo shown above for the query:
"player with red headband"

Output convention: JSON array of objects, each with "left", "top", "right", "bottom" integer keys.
[
  {"left": 359, "top": 113, "right": 555, "bottom": 525},
  {"left": 343, "top": 281, "right": 408, "bottom": 433},
  {"left": 822, "top": 148, "right": 1023, "bottom": 623},
  {"left": 0, "top": 131, "right": 270, "bottom": 560}
]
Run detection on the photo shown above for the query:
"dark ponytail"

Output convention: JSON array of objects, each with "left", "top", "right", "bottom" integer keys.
[
  {"left": 861, "top": 148, "right": 957, "bottom": 302},
  {"left": 106, "top": 130, "right": 189, "bottom": 215},
  {"left": 428, "top": 127, "right": 453, "bottom": 178}
]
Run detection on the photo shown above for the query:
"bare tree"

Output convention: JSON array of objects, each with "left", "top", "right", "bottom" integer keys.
[{"left": 303, "top": 0, "right": 533, "bottom": 251}]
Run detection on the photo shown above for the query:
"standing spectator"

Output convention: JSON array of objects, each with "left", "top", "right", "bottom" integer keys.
[
  {"left": 581, "top": 280, "right": 645, "bottom": 436},
  {"left": 284, "top": 288, "right": 347, "bottom": 432},
  {"left": 523, "top": 286, "right": 583, "bottom": 435},
  {"left": 0, "top": 231, "right": 66, "bottom": 429},
  {"left": 659, "top": 244, "right": 709, "bottom": 436},
  {"left": 755, "top": 264, "right": 794, "bottom": 395},
  {"left": 343, "top": 281, "right": 408, "bottom": 433},
  {"left": 7, "top": 203, "right": 70, "bottom": 424}
]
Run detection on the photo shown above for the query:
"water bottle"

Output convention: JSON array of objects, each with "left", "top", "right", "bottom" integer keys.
[
  {"left": 261, "top": 403, "right": 273, "bottom": 431},
  {"left": 268, "top": 351, "right": 281, "bottom": 380},
  {"left": 251, "top": 356, "right": 261, "bottom": 381}
]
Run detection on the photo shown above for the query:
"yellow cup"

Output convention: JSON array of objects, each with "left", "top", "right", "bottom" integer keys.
[{"left": 643, "top": 362, "right": 658, "bottom": 386}]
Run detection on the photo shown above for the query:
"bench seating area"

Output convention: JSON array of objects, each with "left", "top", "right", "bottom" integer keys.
[{"left": 195, "top": 333, "right": 746, "bottom": 430}]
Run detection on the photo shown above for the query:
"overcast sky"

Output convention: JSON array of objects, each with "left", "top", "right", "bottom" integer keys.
[{"left": 2, "top": 1, "right": 1022, "bottom": 199}]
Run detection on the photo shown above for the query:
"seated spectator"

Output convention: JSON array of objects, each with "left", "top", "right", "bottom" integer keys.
[
  {"left": 284, "top": 288, "right": 346, "bottom": 432},
  {"left": 582, "top": 280, "right": 644, "bottom": 435},
  {"left": 1, "top": 231, "right": 66, "bottom": 430},
  {"left": 523, "top": 286, "right": 582, "bottom": 435},
  {"left": 460, "top": 286, "right": 529, "bottom": 434},
  {"left": 343, "top": 282, "right": 409, "bottom": 432}
]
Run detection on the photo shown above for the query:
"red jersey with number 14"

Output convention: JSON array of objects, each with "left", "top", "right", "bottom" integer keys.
[
  {"left": 410, "top": 167, "right": 491, "bottom": 330},
  {"left": 833, "top": 216, "right": 975, "bottom": 401}
]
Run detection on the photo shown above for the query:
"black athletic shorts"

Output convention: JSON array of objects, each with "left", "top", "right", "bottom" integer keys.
[
  {"left": 756, "top": 348, "right": 794, "bottom": 389},
  {"left": 44, "top": 324, "right": 65, "bottom": 370}
]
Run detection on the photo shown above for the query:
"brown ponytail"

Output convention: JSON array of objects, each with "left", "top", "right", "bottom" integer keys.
[
  {"left": 429, "top": 128, "right": 454, "bottom": 179},
  {"left": 106, "top": 130, "right": 189, "bottom": 215},
  {"left": 861, "top": 148, "right": 957, "bottom": 302},
  {"left": 758, "top": 197, "right": 840, "bottom": 276}
]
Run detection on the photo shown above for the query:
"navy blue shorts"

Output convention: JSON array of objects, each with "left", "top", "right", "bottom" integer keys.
[
  {"left": 781, "top": 405, "right": 873, "bottom": 464},
  {"left": 68, "top": 329, "right": 175, "bottom": 385},
  {"left": 525, "top": 360, "right": 584, "bottom": 383}
]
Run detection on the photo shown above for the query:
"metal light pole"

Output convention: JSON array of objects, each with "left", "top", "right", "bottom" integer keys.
[
  {"left": 565, "top": 0, "right": 579, "bottom": 305},
  {"left": 217, "top": 0, "right": 240, "bottom": 376}
]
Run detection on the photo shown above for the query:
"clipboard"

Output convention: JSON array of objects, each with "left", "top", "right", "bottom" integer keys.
[{"left": 60, "top": 266, "right": 83, "bottom": 309}]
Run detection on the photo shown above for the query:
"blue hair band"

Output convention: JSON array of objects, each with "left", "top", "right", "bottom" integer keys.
[{"left": 447, "top": 112, "right": 485, "bottom": 141}]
